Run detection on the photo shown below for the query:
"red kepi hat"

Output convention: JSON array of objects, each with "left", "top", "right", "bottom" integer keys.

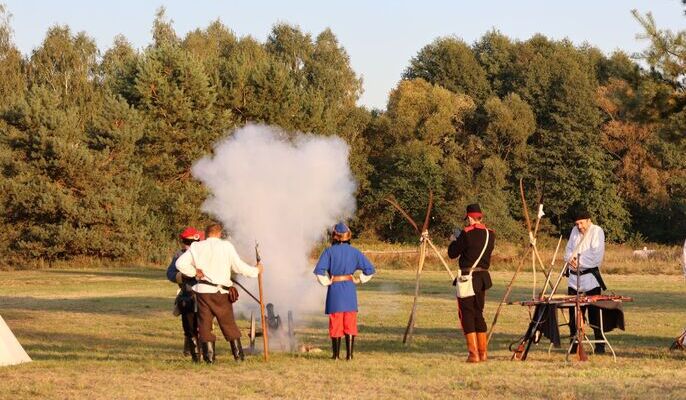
[
  {"left": 179, "top": 227, "right": 204, "bottom": 241},
  {"left": 464, "top": 203, "right": 483, "bottom": 220}
]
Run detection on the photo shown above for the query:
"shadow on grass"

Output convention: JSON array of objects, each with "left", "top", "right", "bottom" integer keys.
[
  {"left": 356, "top": 323, "right": 530, "bottom": 355},
  {"left": 44, "top": 268, "right": 166, "bottom": 281},
  {"left": 0, "top": 295, "right": 171, "bottom": 316},
  {"left": 16, "top": 330, "right": 184, "bottom": 362}
]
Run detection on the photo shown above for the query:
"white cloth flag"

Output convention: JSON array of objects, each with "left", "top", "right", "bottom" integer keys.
[{"left": 0, "top": 315, "right": 31, "bottom": 367}]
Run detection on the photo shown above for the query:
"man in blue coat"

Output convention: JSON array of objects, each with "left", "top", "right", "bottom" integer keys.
[
  {"left": 166, "top": 227, "right": 204, "bottom": 362},
  {"left": 313, "top": 223, "right": 376, "bottom": 360}
]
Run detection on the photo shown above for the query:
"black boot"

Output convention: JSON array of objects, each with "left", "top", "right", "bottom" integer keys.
[
  {"left": 189, "top": 336, "right": 200, "bottom": 363},
  {"left": 230, "top": 339, "right": 245, "bottom": 362},
  {"left": 331, "top": 337, "right": 341, "bottom": 360},
  {"left": 345, "top": 334, "right": 355, "bottom": 360},
  {"left": 595, "top": 343, "right": 605, "bottom": 354},
  {"left": 183, "top": 336, "right": 192, "bottom": 356},
  {"left": 201, "top": 341, "right": 215, "bottom": 364}
]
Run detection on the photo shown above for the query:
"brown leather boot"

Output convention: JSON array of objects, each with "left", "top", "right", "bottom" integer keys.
[
  {"left": 465, "top": 332, "right": 480, "bottom": 363},
  {"left": 476, "top": 332, "right": 488, "bottom": 362}
]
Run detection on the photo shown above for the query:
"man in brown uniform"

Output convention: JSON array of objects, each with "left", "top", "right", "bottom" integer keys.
[
  {"left": 448, "top": 204, "right": 495, "bottom": 363},
  {"left": 175, "top": 223, "right": 262, "bottom": 363}
]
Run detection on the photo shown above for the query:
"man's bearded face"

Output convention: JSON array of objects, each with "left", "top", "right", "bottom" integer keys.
[{"left": 574, "top": 218, "right": 591, "bottom": 234}]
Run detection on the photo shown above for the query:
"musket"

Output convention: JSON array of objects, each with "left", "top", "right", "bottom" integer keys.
[
  {"left": 538, "top": 235, "right": 562, "bottom": 299},
  {"left": 230, "top": 278, "right": 260, "bottom": 304},
  {"left": 255, "top": 241, "right": 269, "bottom": 361},
  {"left": 488, "top": 178, "right": 539, "bottom": 344}
]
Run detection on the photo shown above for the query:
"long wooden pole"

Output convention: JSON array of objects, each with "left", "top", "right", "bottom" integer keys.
[
  {"left": 255, "top": 242, "right": 269, "bottom": 361},
  {"left": 257, "top": 271, "right": 269, "bottom": 361},
  {"left": 489, "top": 179, "right": 547, "bottom": 343},
  {"left": 487, "top": 245, "right": 532, "bottom": 344},
  {"left": 425, "top": 238, "right": 455, "bottom": 281},
  {"left": 403, "top": 239, "right": 427, "bottom": 344},
  {"left": 538, "top": 235, "right": 562, "bottom": 299},
  {"left": 575, "top": 253, "right": 588, "bottom": 361}
]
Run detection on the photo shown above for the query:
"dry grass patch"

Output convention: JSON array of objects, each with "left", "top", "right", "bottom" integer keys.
[{"left": 0, "top": 266, "right": 684, "bottom": 399}]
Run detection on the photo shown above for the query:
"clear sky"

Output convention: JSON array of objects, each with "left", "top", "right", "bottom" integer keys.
[{"left": 3, "top": 1, "right": 685, "bottom": 109}]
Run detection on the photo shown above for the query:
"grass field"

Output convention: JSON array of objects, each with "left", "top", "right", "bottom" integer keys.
[{"left": 1, "top": 259, "right": 685, "bottom": 399}]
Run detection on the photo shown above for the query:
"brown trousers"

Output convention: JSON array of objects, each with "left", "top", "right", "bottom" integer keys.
[{"left": 196, "top": 292, "right": 241, "bottom": 342}]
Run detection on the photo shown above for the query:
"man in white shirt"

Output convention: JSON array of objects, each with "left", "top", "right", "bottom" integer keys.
[
  {"left": 563, "top": 208, "right": 606, "bottom": 353},
  {"left": 176, "top": 223, "right": 263, "bottom": 363}
]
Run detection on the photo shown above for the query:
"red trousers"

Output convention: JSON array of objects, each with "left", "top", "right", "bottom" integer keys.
[{"left": 328, "top": 311, "right": 358, "bottom": 338}]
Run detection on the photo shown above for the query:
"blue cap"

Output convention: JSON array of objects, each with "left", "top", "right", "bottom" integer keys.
[{"left": 334, "top": 222, "right": 350, "bottom": 234}]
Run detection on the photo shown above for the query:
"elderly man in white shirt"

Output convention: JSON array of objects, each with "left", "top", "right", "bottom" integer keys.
[
  {"left": 175, "top": 223, "right": 262, "bottom": 363},
  {"left": 563, "top": 208, "right": 607, "bottom": 353}
]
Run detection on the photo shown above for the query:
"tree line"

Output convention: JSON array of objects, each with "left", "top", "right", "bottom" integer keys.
[{"left": 0, "top": 7, "right": 684, "bottom": 265}]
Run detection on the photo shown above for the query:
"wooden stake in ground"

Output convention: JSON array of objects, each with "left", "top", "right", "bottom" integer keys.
[{"left": 385, "top": 192, "right": 455, "bottom": 344}]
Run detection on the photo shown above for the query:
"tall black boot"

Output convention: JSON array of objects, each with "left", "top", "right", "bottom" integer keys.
[
  {"left": 345, "top": 334, "right": 355, "bottom": 360},
  {"left": 230, "top": 339, "right": 245, "bottom": 362},
  {"left": 236, "top": 339, "right": 245, "bottom": 361},
  {"left": 201, "top": 341, "right": 215, "bottom": 364},
  {"left": 183, "top": 336, "right": 192, "bottom": 356},
  {"left": 189, "top": 336, "right": 200, "bottom": 363},
  {"left": 331, "top": 337, "right": 341, "bottom": 360}
]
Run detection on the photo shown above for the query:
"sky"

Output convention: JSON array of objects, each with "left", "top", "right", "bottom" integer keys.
[{"left": 3, "top": 1, "right": 685, "bottom": 110}]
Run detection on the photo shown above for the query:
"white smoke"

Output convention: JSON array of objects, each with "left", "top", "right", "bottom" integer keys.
[{"left": 192, "top": 124, "right": 357, "bottom": 319}]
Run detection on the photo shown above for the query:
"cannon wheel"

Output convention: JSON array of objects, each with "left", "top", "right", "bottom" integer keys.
[
  {"left": 249, "top": 312, "right": 256, "bottom": 353},
  {"left": 287, "top": 310, "right": 295, "bottom": 352}
]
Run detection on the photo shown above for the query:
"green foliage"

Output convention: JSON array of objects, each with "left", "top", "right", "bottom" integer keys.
[
  {"left": 482, "top": 93, "right": 535, "bottom": 168},
  {"left": 1, "top": 7, "right": 685, "bottom": 267},
  {"left": 404, "top": 37, "right": 492, "bottom": 103}
]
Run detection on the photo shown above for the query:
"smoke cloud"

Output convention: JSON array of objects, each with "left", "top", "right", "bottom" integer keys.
[{"left": 192, "top": 124, "right": 357, "bottom": 319}]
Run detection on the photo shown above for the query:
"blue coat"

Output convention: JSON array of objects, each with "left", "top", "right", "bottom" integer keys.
[
  {"left": 313, "top": 243, "right": 376, "bottom": 314},
  {"left": 166, "top": 250, "right": 184, "bottom": 283},
  {"left": 166, "top": 250, "right": 197, "bottom": 288}
]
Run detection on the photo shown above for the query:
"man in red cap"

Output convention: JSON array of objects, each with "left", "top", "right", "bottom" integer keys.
[
  {"left": 166, "top": 227, "right": 204, "bottom": 362},
  {"left": 448, "top": 203, "right": 495, "bottom": 363}
]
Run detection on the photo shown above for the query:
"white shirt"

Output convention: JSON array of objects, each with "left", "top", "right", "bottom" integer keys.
[
  {"left": 564, "top": 224, "right": 605, "bottom": 292},
  {"left": 175, "top": 237, "right": 260, "bottom": 294}
]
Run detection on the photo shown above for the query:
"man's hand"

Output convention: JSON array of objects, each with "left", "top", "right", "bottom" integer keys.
[
  {"left": 195, "top": 268, "right": 205, "bottom": 279},
  {"left": 256, "top": 262, "right": 264, "bottom": 275}
]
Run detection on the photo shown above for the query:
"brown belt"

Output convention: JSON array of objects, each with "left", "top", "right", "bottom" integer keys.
[
  {"left": 331, "top": 275, "right": 354, "bottom": 282},
  {"left": 460, "top": 268, "right": 489, "bottom": 273}
]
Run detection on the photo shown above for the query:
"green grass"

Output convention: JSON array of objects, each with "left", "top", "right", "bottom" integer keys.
[{"left": 0, "top": 267, "right": 685, "bottom": 399}]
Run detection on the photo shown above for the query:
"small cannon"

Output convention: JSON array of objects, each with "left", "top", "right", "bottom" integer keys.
[{"left": 248, "top": 303, "right": 295, "bottom": 353}]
